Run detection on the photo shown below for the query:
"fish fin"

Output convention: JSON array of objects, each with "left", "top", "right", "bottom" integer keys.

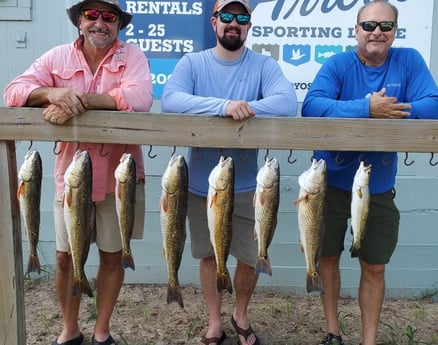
[
  {"left": 300, "top": 244, "right": 304, "bottom": 253},
  {"left": 26, "top": 254, "right": 41, "bottom": 275},
  {"left": 255, "top": 256, "right": 272, "bottom": 276},
  {"left": 162, "top": 246, "right": 166, "bottom": 258},
  {"left": 72, "top": 275, "right": 93, "bottom": 298},
  {"left": 357, "top": 188, "right": 363, "bottom": 199},
  {"left": 17, "top": 182, "right": 25, "bottom": 200},
  {"left": 167, "top": 282, "right": 184, "bottom": 308},
  {"left": 122, "top": 249, "right": 135, "bottom": 271},
  {"left": 259, "top": 190, "right": 266, "bottom": 206},
  {"left": 294, "top": 194, "right": 308, "bottom": 206},
  {"left": 161, "top": 194, "right": 168, "bottom": 213},
  {"left": 63, "top": 188, "right": 72, "bottom": 207},
  {"left": 208, "top": 192, "right": 217, "bottom": 208},
  {"left": 217, "top": 270, "right": 233, "bottom": 294},
  {"left": 253, "top": 192, "right": 256, "bottom": 207},
  {"left": 306, "top": 271, "right": 323, "bottom": 294},
  {"left": 116, "top": 183, "right": 122, "bottom": 200}
]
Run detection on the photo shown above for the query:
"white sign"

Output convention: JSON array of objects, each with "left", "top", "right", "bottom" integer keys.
[{"left": 246, "top": 0, "right": 434, "bottom": 101}]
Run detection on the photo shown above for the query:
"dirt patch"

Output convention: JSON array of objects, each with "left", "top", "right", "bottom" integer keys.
[{"left": 25, "top": 278, "right": 437, "bottom": 345}]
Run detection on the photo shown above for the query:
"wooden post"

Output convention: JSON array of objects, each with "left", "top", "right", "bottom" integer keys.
[{"left": 0, "top": 140, "right": 25, "bottom": 345}]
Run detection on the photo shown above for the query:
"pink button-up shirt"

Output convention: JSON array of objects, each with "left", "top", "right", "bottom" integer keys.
[{"left": 4, "top": 36, "right": 153, "bottom": 201}]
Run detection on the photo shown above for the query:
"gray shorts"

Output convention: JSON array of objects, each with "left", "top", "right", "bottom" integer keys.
[
  {"left": 54, "top": 183, "right": 145, "bottom": 253},
  {"left": 188, "top": 191, "right": 257, "bottom": 267},
  {"left": 323, "top": 186, "right": 400, "bottom": 264}
]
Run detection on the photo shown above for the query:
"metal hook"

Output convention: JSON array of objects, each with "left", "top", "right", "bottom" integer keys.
[
  {"left": 171, "top": 146, "right": 176, "bottom": 156},
  {"left": 194, "top": 147, "right": 203, "bottom": 160},
  {"left": 381, "top": 153, "right": 392, "bottom": 165},
  {"left": 27, "top": 141, "right": 33, "bottom": 151},
  {"left": 287, "top": 150, "right": 297, "bottom": 164},
  {"left": 99, "top": 143, "right": 109, "bottom": 157},
  {"left": 404, "top": 152, "right": 414, "bottom": 166},
  {"left": 429, "top": 153, "right": 438, "bottom": 166},
  {"left": 240, "top": 149, "right": 248, "bottom": 161},
  {"left": 335, "top": 151, "right": 344, "bottom": 165},
  {"left": 264, "top": 149, "right": 270, "bottom": 162},
  {"left": 53, "top": 141, "right": 62, "bottom": 155},
  {"left": 147, "top": 145, "right": 157, "bottom": 159}
]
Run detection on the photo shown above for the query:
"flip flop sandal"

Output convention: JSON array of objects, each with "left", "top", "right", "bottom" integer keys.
[
  {"left": 199, "top": 331, "right": 227, "bottom": 345},
  {"left": 231, "top": 316, "right": 260, "bottom": 345},
  {"left": 52, "top": 333, "right": 84, "bottom": 345},
  {"left": 91, "top": 334, "right": 116, "bottom": 345}
]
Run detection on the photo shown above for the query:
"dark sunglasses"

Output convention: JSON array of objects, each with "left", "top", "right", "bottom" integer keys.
[
  {"left": 82, "top": 9, "right": 119, "bottom": 23},
  {"left": 217, "top": 12, "right": 251, "bottom": 25},
  {"left": 358, "top": 21, "right": 395, "bottom": 32}
]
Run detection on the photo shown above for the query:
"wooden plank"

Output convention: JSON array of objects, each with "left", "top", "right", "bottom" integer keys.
[
  {"left": 0, "top": 141, "right": 25, "bottom": 345},
  {"left": 1, "top": 107, "right": 438, "bottom": 152}
]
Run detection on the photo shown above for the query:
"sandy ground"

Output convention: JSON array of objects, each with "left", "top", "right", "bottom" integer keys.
[{"left": 24, "top": 277, "right": 438, "bottom": 345}]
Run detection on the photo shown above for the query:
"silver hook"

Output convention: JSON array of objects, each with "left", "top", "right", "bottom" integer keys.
[
  {"left": 27, "top": 141, "right": 33, "bottom": 151},
  {"left": 171, "top": 146, "right": 176, "bottom": 156},
  {"left": 53, "top": 141, "right": 62, "bottom": 155}
]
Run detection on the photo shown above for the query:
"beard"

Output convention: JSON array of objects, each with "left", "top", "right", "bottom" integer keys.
[{"left": 217, "top": 29, "right": 245, "bottom": 51}]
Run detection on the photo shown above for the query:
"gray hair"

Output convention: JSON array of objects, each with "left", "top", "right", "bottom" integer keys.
[{"left": 357, "top": 0, "right": 399, "bottom": 24}]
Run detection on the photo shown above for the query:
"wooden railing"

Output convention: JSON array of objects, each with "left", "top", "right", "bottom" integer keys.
[{"left": 1, "top": 106, "right": 438, "bottom": 344}]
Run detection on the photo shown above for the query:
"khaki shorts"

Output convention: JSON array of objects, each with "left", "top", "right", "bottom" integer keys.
[
  {"left": 54, "top": 183, "right": 145, "bottom": 253},
  {"left": 188, "top": 191, "right": 257, "bottom": 267},
  {"left": 323, "top": 185, "right": 400, "bottom": 264}
]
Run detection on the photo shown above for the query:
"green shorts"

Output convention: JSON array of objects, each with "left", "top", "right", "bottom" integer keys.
[
  {"left": 54, "top": 183, "right": 145, "bottom": 253},
  {"left": 187, "top": 191, "right": 257, "bottom": 267},
  {"left": 323, "top": 185, "right": 400, "bottom": 264}
]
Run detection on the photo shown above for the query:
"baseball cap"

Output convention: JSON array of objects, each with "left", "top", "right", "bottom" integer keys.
[{"left": 213, "top": 0, "right": 252, "bottom": 14}]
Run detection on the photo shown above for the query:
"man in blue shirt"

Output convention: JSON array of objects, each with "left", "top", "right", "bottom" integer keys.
[
  {"left": 161, "top": 0, "right": 297, "bottom": 344},
  {"left": 302, "top": 1, "right": 438, "bottom": 345}
]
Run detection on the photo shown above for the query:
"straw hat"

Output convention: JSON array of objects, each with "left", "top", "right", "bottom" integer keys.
[{"left": 67, "top": 0, "right": 132, "bottom": 30}]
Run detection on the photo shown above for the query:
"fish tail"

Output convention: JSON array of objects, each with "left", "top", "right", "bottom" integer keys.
[
  {"left": 167, "top": 283, "right": 184, "bottom": 308},
  {"left": 306, "top": 271, "right": 323, "bottom": 294},
  {"left": 26, "top": 254, "right": 41, "bottom": 275},
  {"left": 72, "top": 275, "right": 93, "bottom": 298},
  {"left": 217, "top": 270, "right": 233, "bottom": 294},
  {"left": 122, "top": 249, "right": 135, "bottom": 271},
  {"left": 255, "top": 256, "right": 272, "bottom": 276}
]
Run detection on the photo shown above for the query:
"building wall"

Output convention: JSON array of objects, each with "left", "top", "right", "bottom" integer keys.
[{"left": 1, "top": 0, "right": 437, "bottom": 297}]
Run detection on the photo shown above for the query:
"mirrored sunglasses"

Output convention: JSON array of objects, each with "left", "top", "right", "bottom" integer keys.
[
  {"left": 82, "top": 9, "right": 119, "bottom": 23},
  {"left": 358, "top": 21, "right": 395, "bottom": 32},
  {"left": 217, "top": 12, "right": 251, "bottom": 25}
]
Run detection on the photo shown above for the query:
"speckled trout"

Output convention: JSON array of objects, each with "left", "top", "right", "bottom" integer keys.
[
  {"left": 17, "top": 149, "right": 42, "bottom": 275},
  {"left": 350, "top": 161, "right": 371, "bottom": 258},
  {"left": 160, "top": 154, "right": 188, "bottom": 308},
  {"left": 207, "top": 156, "right": 234, "bottom": 294},
  {"left": 63, "top": 150, "right": 93, "bottom": 297},
  {"left": 254, "top": 157, "right": 280, "bottom": 276},
  {"left": 115, "top": 153, "right": 137, "bottom": 271},
  {"left": 295, "top": 158, "right": 326, "bottom": 294}
]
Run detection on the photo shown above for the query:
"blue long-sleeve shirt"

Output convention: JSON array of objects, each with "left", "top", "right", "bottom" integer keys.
[
  {"left": 162, "top": 47, "right": 298, "bottom": 196},
  {"left": 302, "top": 48, "right": 438, "bottom": 193}
]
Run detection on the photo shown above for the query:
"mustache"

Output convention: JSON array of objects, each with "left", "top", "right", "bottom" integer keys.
[
  {"left": 225, "top": 27, "right": 241, "bottom": 35},
  {"left": 89, "top": 28, "right": 110, "bottom": 34}
]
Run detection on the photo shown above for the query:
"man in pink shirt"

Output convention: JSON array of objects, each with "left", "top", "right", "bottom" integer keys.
[{"left": 4, "top": 1, "right": 152, "bottom": 344}]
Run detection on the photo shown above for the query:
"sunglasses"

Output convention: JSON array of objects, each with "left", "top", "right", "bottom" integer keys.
[
  {"left": 217, "top": 12, "right": 251, "bottom": 25},
  {"left": 82, "top": 9, "right": 119, "bottom": 23},
  {"left": 358, "top": 21, "right": 395, "bottom": 32}
]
